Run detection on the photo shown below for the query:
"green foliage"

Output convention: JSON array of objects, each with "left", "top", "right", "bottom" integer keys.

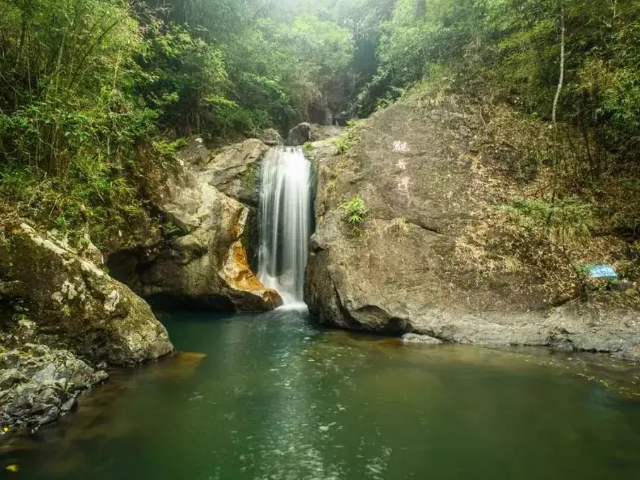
[
  {"left": 335, "top": 136, "right": 350, "bottom": 155},
  {"left": 339, "top": 195, "right": 367, "bottom": 226},
  {"left": 161, "top": 220, "right": 184, "bottom": 240},
  {"left": 153, "top": 138, "right": 189, "bottom": 157},
  {"left": 0, "top": 0, "right": 158, "bottom": 247},
  {"left": 0, "top": 158, "right": 149, "bottom": 249},
  {"left": 135, "top": 23, "right": 230, "bottom": 133},
  {"left": 0, "top": 0, "right": 364, "bottom": 248},
  {"left": 501, "top": 199, "right": 595, "bottom": 245},
  {"left": 363, "top": 0, "right": 640, "bottom": 162},
  {"left": 3, "top": 0, "right": 640, "bottom": 250},
  {"left": 302, "top": 142, "right": 314, "bottom": 158}
]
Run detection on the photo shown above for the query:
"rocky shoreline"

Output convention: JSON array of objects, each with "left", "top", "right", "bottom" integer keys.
[
  {"left": 303, "top": 97, "right": 640, "bottom": 361},
  {"left": 0, "top": 135, "right": 285, "bottom": 429},
  {"left": 0, "top": 223, "right": 174, "bottom": 428},
  {"left": 0, "top": 344, "right": 108, "bottom": 429}
]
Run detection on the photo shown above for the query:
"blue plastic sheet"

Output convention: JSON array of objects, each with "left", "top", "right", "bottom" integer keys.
[{"left": 587, "top": 265, "right": 618, "bottom": 279}]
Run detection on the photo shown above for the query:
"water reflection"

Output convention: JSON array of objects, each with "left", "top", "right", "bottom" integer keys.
[{"left": 2, "top": 310, "right": 640, "bottom": 480}]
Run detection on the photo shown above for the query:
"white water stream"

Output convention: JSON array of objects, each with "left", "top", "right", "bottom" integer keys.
[{"left": 258, "top": 147, "right": 312, "bottom": 307}]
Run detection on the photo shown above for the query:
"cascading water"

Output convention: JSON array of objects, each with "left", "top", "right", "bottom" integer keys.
[{"left": 258, "top": 147, "right": 312, "bottom": 307}]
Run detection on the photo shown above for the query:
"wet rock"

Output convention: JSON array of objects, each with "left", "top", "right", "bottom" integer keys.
[
  {"left": 0, "top": 223, "right": 174, "bottom": 365},
  {"left": 108, "top": 139, "right": 281, "bottom": 312},
  {"left": 0, "top": 345, "right": 107, "bottom": 428},
  {"left": 402, "top": 333, "right": 443, "bottom": 345}
]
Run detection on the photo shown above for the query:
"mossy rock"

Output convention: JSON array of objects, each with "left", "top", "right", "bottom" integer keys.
[{"left": 0, "top": 223, "right": 173, "bottom": 366}]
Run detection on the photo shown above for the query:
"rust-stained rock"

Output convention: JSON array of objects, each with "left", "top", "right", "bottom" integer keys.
[
  {"left": 107, "top": 138, "right": 281, "bottom": 312},
  {"left": 223, "top": 241, "right": 281, "bottom": 310}
]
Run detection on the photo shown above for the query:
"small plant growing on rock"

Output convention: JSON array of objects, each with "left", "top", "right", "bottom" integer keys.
[
  {"left": 335, "top": 120, "right": 366, "bottom": 155},
  {"left": 302, "top": 142, "right": 314, "bottom": 158},
  {"left": 335, "top": 135, "right": 350, "bottom": 155},
  {"left": 338, "top": 196, "right": 366, "bottom": 227},
  {"left": 161, "top": 219, "right": 183, "bottom": 239},
  {"left": 499, "top": 198, "right": 597, "bottom": 296}
]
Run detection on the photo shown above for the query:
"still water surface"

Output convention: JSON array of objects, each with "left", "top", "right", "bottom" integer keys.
[{"left": 3, "top": 309, "right": 640, "bottom": 479}]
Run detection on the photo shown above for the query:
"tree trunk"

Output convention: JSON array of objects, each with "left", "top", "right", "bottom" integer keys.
[{"left": 552, "top": 3, "right": 565, "bottom": 126}]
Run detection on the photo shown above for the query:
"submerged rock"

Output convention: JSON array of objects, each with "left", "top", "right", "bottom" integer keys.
[
  {"left": 304, "top": 95, "right": 640, "bottom": 360},
  {"left": 402, "top": 334, "right": 443, "bottom": 345},
  {"left": 0, "top": 223, "right": 174, "bottom": 365},
  {"left": 0, "top": 344, "right": 107, "bottom": 428}
]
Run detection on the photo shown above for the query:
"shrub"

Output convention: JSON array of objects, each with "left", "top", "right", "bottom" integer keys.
[
  {"left": 338, "top": 195, "right": 367, "bottom": 226},
  {"left": 335, "top": 120, "right": 366, "bottom": 155},
  {"left": 500, "top": 198, "right": 595, "bottom": 245}
]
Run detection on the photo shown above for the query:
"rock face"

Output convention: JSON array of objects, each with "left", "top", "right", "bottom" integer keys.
[
  {"left": 178, "top": 137, "right": 211, "bottom": 167},
  {"left": 0, "top": 344, "right": 108, "bottom": 428},
  {"left": 205, "top": 139, "right": 269, "bottom": 206},
  {"left": 287, "top": 123, "right": 343, "bottom": 146},
  {"left": 305, "top": 95, "right": 640, "bottom": 360},
  {"left": 0, "top": 224, "right": 174, "bottom": 365},
  {"left": 108, "top": 139, "right": 280, "bottom": 311},
  {"left": 310, "top": 124, "right": 343, "bottom": 142}
]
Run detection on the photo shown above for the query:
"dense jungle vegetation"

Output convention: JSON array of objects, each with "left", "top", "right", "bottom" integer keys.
[{"left": 1, "top": 0, "right": 639, "bottom": 248}]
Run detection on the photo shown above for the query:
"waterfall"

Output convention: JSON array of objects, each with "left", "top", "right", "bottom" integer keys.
[{"left": 258, "top": 147, "right": 312, "bottom": 307}]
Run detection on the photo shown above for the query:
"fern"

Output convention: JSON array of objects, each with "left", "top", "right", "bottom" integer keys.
[{"left": 339, "top": 196, "right": 367, "bottom": 227}]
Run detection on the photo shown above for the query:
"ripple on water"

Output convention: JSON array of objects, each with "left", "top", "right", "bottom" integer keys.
[{"left": 3, "top": 310, "right": 640, "bottom": 480}]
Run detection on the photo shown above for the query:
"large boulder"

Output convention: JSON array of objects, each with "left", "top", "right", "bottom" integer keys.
[
  {"left": 205, "top": 139, "right": 269, "bottom": 206},
  {"left": 258, "top": 128, "right": 284, "bottom": 146},
  {"left": 108, "top": 139, "right": 281, "bottom": 311},
  {"left": 286, "top": 122, "right": 312, "bottom": 146},
  {"left": 0, "top": 223, "right": 174, "bottom": 365},
  {"left": 304, "top": 95, "right": 640, "bottom": 360}
]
